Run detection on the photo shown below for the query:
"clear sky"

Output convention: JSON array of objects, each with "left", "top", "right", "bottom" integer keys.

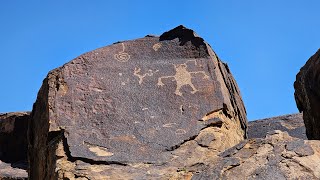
[{"left": 1, "top": 1, "right": 319, "bottom": 120}]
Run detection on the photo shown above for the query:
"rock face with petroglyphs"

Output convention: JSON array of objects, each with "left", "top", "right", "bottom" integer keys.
[
  {"left": 0, "top": 112, "right": 29, "bottom": 179},
  {"left": 28, "top": 25, "right": 248, "bottom": 179},
  {"left": 295, "top": 49, "right": 320, "bottom": 140}
]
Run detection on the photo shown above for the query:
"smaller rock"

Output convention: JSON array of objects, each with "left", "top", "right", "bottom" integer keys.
[
  {"left": 286, "top": 139, "right": 314, "bottom": 157},
  {"left": 0, "top": 160, "right": 27, "bottom": 180},
  {"left": 195, "top": 129, "right": 216, "bottom": 147},
  {"left": 220, "top": 140, "right": 248, "bottom": 158},
  {"left": 195, "top": 130, "right": 320, "bottom": 179},
  {"left": 248, "top": 113, "right": 306, "bottom": 139}
]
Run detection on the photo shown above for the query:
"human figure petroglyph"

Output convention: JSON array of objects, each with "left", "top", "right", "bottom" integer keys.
[
  {"left": 114, "top": 43, "right": 130, "bottom": 62},
  {"left": 134, "top": 67, "right": 159, "bottom": 85},
  {"left": 157, "top": 60, "right": 210, "bottom": 96}
]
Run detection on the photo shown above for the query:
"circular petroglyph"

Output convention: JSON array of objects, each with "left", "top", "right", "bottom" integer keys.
[
  {"left": 114, "top": 52, "right": 130, "bottom": 62},
  {"left": 153, "top": 43, "right": 162, "bottom": 51}
]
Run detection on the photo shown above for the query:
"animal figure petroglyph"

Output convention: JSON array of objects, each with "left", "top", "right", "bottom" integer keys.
[
  {"left": 114, "top": 43, "right": 130, "bottom": 62},
  {"left": 157, "top": 60, "right": 209, "bottom": 96},
  {"left": 134, "top": 68, "right": 159, "bottom": 85}
]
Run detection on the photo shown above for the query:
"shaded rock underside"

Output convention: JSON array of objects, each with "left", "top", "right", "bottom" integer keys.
[{"left": 0, "top": 112, "right": 29, "bottom": 179}]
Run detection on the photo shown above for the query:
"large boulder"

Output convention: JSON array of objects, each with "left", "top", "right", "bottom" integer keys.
[
  {"left": 0, "top": 112, "right": 29, "bottom": 179},
  {"left": 194, "top": 130, "right": 320, "bottom": 179},
  {"left": 28, "top": 25, "right": 247, "bottom": 179},
  {"left": 295, "top": 49, "right": 320, "bottom": 139},
  {"left": 248, "top": 113, "right": 306, "bottom": 139}
]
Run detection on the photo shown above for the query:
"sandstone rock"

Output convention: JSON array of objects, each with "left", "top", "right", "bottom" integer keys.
[
  {"left": 193, "top": 130, "right": 320, "bottom": 179},
  {"left": 248, "top": 113, "right": 306, "bottom": 139},
  {"left": 0, "top": 112, "right": 29, "bottom": 180},
  {"left": 28, "top": 25, "right": 247, "bottom": 179},
  {"left": 295, "top": 49, "right": 320, "bottom": 139}
]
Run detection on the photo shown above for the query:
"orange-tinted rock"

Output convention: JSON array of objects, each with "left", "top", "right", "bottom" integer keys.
[{"left": 28, "top": 25, "right": 247, "bottom": 179}]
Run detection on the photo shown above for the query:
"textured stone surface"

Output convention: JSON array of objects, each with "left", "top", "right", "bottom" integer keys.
[
  {"left": 248, "top": 113, "right": 306, "bottom": 139},
  {"left": 193, "top": 131, "right": 320, "bottom": 179},
  {"left": 295, "top": 49, "right": 320, "bottom": 139},
  {"left": 0, "top": 160, "right": 27, "bottom": 180},
  {"left": 28, "top": 25, "right": 248, "bottom": 179},
  {"left": 0, "top": 112, "right": 29, "bottom": 180}
]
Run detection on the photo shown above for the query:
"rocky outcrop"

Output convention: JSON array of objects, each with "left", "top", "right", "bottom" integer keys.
[
  {"left": 0, "top": 160, "right": 28, "bottom": 180},
  {"left": 248, "top": 113, "right": 306, "bottom": 139},
  {"left": 28, "top": 25, "right": 248, "bottom": 179},
  {"left": 295, "top": 49, "right": 320, "bottom": 139},
  {"left": 194, "top": 130, "right": 320, "bottom": 179},
  {"left": 0, "top": 112, "right": 29, "bottom": 179}
]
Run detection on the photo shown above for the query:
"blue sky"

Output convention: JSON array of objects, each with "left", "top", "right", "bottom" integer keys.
[{"left": 1, "top": 1, "right": 319, "bottom": 120}]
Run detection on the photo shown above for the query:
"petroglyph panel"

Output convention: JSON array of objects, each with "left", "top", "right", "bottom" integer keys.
[
  {"left": 29, "top": 26, "right": 249, "bottom": 180},
  {"left": 44, "top": 40, "right": 223, "bottom": 165}
]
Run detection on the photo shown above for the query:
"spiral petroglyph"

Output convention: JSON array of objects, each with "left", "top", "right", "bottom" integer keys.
[{"left": 114, "top": 43, "right": 130, "bottom": 62}]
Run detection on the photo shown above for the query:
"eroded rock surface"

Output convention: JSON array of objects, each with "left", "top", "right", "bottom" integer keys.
[
  {"left": 295, "top": 49, "right": 320, "bottom": 139},
  {"left": 28, "top": 25, "right": 247, "bottom": 179},
  {"left": 193, "top": 131, "right": 320, "bottom": 179},
  {"left": 0, "top": 112, "right": 29, "bottom": 179},
  {"left": 0, "top": 160, "right": 27, "bottom": 180},
  {"left": 248, "top": 113, "right": 306, "bottom": 139}
]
